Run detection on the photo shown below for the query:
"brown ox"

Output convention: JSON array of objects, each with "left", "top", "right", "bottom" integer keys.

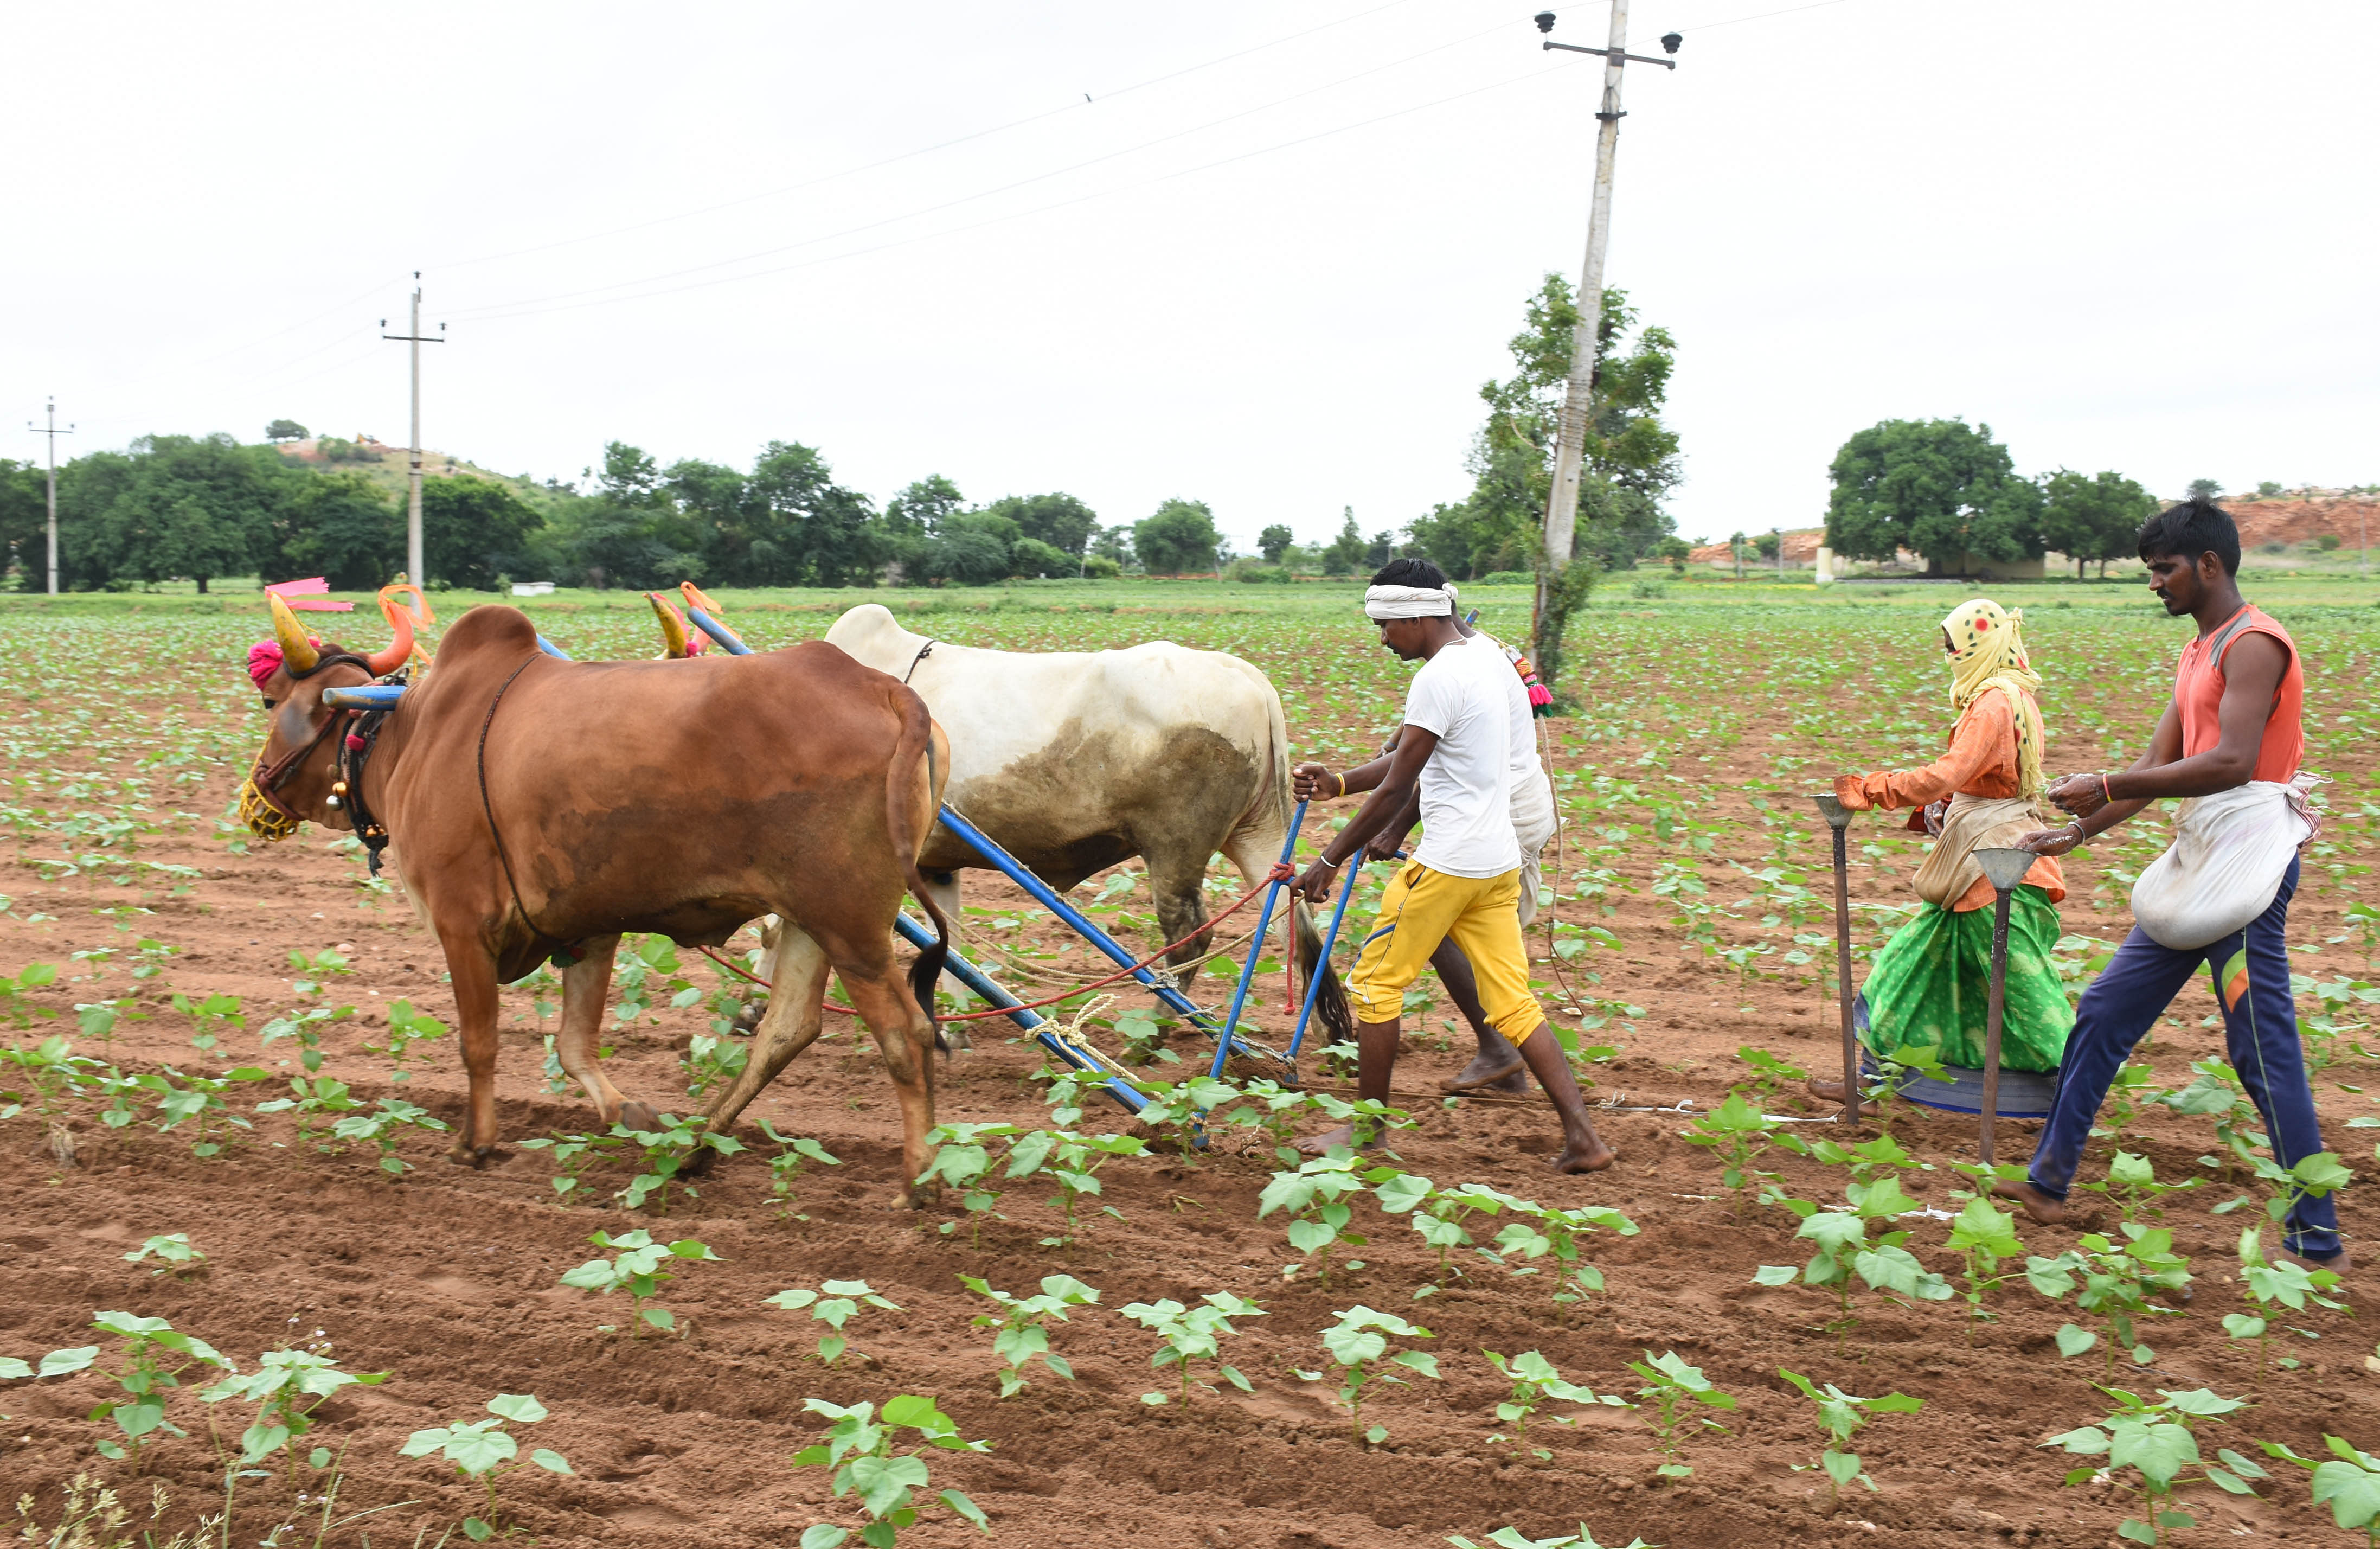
[{"left": 241, "top": 598, "right": 952, "bottom": 1199}]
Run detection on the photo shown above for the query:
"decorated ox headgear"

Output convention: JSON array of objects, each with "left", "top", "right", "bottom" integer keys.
[{"left": 237, "top": 593, "right": 416, "bottom": 842}]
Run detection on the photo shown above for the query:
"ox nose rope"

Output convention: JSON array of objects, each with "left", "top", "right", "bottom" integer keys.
[{"left": 698, "top": 860, "right": 1298, "bottom": 1022}]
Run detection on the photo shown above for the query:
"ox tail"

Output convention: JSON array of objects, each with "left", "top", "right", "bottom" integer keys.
[{"left": 887, "top": 686, "right": 953, "bottom": 1046}]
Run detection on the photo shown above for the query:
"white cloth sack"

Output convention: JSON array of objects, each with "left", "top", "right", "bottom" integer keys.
[{"left": 2130, "top": 774, "right": 2319, "bottom": 950}]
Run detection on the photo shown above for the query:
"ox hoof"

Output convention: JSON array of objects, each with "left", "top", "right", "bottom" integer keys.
[
  {"left": 446, "top": 1143, "right": 498, "bottom": 1169},
  {"left": 618, "top": 1100, "right": 662, "bottom": 1135},
  {"left": 682, "top": 1142, "right": 723, "bottom": 1179},
  {"left": 731, "top": 1001, "right": 762, "bottom": 1037},
  {"left": 933, "top": 1023, "right": 973, "bottom": 1055}
]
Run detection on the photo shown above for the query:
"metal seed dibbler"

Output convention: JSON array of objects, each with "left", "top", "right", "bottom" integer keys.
[
  {"left": 1810, "top": 792, "right": 1859, "bottom": 1127},
  {"left": 1972, "top": 846, "right": 2041, "bottom": 1167}
]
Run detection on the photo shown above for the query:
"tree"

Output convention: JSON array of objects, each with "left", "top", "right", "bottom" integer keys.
[
  {"left": 265, "top": 420, "right": 309, "bottom": 443},
  {"left": 2039, "top": 469, "right": 2157, "bottom": 580},
  {"left": 1134, "top": 499, "right": 1220, "bottom": 575},
  {"left": 1011, "top": 537, "right": 1073, "bottom": 577},
  {"left": 885, "top": 476, "right": 966, "bottom": 535},
  {"left": 0, "top": 459, "right": 46, "bottom": 590},
  {"left": 1321, "top": 508, "right": 1366, "bottom": 577},
  {"left": 747, "top": 440, "right": 881, "bottom": 587},
  {"left": 2185, "top": 478, "right": 2223, "bottom": 501},
  {"left": 278, "top": 471, "right": 399, "bottom": 591},
  {"left": 919, "top": 515, "right": 1013, "bottom": 586},
  {"left": 422, "top": 477, "right": 543, "bottom": 590},
  {"left": 563, "top": 441, "right": 698, "bottom": 590},
  {"left": 1824, "top": 419, "right": 2042, "bottom": 571},
  {"left": 59, "top": 433, "right": 295, "bottom": 592},
  {"left": 1258, "top": 524, "right": 1294, "bottom": 564},
  {"left": 983, "top": 492, "right": 1098, "bottom": 556},
  {"left": 1089, "top": 524, "right": 1135, "bottom": 570}
]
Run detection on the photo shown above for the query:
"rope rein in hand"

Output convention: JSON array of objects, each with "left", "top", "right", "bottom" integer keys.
[{"left": 701, "top": 861, "right": 1297, "bottom": 1022}]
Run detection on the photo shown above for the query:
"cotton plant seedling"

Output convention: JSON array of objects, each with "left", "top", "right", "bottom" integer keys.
[
  {"left": 611, "top": 1112, "right": 747, "bottom": 1212},
  {"left": 961, "top": 1273, "right": 1100, "bottom": 1397},
  {"left": 680, "top": 1031, "right": 749, "bottom": 1101},
  {"left": 793, "top": 1394, "right": 990, "bottom": 1548},
  {"left": 916, "top": 1122, "right": 1026, "bottom": 1244},
  {"left": 2154, "top": 1057, "right": 2262, "bottom": 1172},
  {"left": 1314, "top": 1306, "right": 1438, "bottom": 1445},
  {"left": 2042, "top": 1386, "right": 2264, "bottom": 1546},
  {"left": 2227, "top": 1226, "right": 2346, "bottom": 1377},
  {"left": 1, "top": 1312, "right": 231, "bottom": 1469},
  {"left": 1446, "top": 1524, "right": 1654, "bottom": 1549},
  {"left": 1735, "top": 1045, "right": 1806, "bottom": 1105},
  {"left": 255, "top": 1072, "right": 364, "bottom": 1149},
  {"left": 1118, "top": 1291, "right": 1266, "bottom": 1406},
  {"left": 258, "top": 1004, "right": 351, "bottom": 1076},
  {"left": 1398, "top": 1181, "right": 1524, "bottom": 1286},
  {"left": 2080, "top": 1151, "right": 2201, "bottom": 1224},
  {"left": 2259, "top": 1435, "right": 2380, "bottom": 1544},
  {"left": 0, "top": 960, "right": 60, "bottom": 1028},
  {"left": 1481, "top": 1199, "right": 1638, "bottom": 1317},
  {"left": 363, "top": 997, "right": 447, "bottom": 1084},
  {"left": 401, "top": 1393, "right": 573, "bottom": 1542},
  {"left": 559, "top": 1228, "right": 722, "bottom": 1335},
  {"left": 1002, "top": 1128, "right": 1147, "bottom": 1247},
  {"left": 2226, "top": 1148, "right": 2353, "bottom": 1237},
  {"left": 123, "top": 1233, "right": 207, "bottom": 1278},
  {"left": 202, "top": 1342, "right": 389, "bottom": 1488},
  {"left": 756, "top": 1120, "right": 842, "bottom": 1219},
  {"left": 326, "top": 1097, "right": 450, "bottom": 1176},
  {"left": 1752, "top": 1179, "right": 1948, "bottom": 1354},
  {"left": 169, "top": 990, "right": 243, "bottom": 1054},
  {"left": 2026, "top": 1225, "right": 2193, "bottom": 1376},
  {"left": 1855, "top": 1040, "right": 1951, "bottom": 1135},
  {"left": 1481, "top": 1350, "right": 1630, "bottom": 1460},
  {"left": 1942, "top": 1197, "right": 2026, "bottom": 1339},
  {"left": 1258, "top": 1150, "right": 1384, "bottom": 1285},
  {"left": 519, "top": 1130, "right": 624, "bottom": 1201},
  {"left": 2090, "top": 1060, "right": 2161, "bottom": 1141},
  {"left": 1680, "top": 1090, "right": 1778, "bottom": 1197},
  {"left": 766, "top": 1280, "right": 904, "bottom": 1367},
  {"left": 1776, "top": 1368, "right": 1923, "bottom": 1498},
  {"left": 1626, "top": 1350, "right": 1735, "bottom": 1480}
]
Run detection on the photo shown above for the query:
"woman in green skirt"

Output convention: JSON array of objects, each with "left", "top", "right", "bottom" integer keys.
[{"left": 1810, "top": 598, "right": 2074, "bottom": 1102}]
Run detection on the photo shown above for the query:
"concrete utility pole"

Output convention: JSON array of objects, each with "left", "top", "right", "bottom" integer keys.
[
  {"left": 1531, "top": 7, "right": 1677, "bottom": 654},
  {"left": 381, "top": 274, "right": 445, "bottom": 598},
  {"left": 25, "top": 400, "right": 73, "bottom": 596}
]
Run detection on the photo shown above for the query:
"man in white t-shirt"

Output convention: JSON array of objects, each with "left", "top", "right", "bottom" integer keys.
[
  {"left": 1286, "top": 561, "right": 1612, "bottom": 1172},
  {"left": 1295, "top": 614, "right": 1556, "bottom": 1096}
]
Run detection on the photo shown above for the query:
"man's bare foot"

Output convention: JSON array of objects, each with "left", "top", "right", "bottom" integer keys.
[
  {"left": 1802, "top": 1077, "right": 1880, "bottom": 1116},
  {"left": 1552, "top": 1137, "right": 1618, "bottom": 1174},
  {"left": 1297, "top": 1123, "right": 1363, "bottom": 1157},
  {"left": 2280, "top": 1246, "right": 2351, "bottom": 1278},
  {"left": 1991, "top": 1177, "right": 2068, "bottom": 1226},
  {"left": 1446, "top": 1050, "right": 1527, "bottom": 1093}
]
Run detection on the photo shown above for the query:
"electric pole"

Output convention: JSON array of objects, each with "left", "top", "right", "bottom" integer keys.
[
  {"left": 25, "top": 400, "right": 73, "bottom": 596},
  {"left": 1530, "top": 7, "right": 1678, "bottom": 662},
  {"left": 381, "top": 274, "right": 445, "bottom": 600}
]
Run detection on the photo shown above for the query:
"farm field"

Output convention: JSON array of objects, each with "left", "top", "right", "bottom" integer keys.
[{"left": 2, "top": 575, "right": 2378, "bottom": 1549}]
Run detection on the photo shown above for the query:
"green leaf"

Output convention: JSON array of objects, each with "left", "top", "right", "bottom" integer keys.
[
  {"left": 0, "top": 1358, "right": 31, "bottom": 1380},
  {"left": 1821, "top": 1450, "right": 1863, "bottom": 1488},
  {"left": 880, "top": 1394, "right": 942, "bottom": 1430},
  {"left": 799, "top": 1526, "right": 849, "bottom": 1549},
  {"left": 447, "top": 1427, "right": 519, "bottom": 1476},
  {"left": 1752, "top": 1264, "right": 1798, "bottom": 1286},
  {"left": 487, "top": 1393, "right": 548, "bottom": 1424},
  {"left": 940, "top": 1489, "right": 990, "bottom": 1533},
  {"left": 531, "top": 1448, "right": 573, "bottom": 1475},
  {"left": 37, "top": 1346, "right": 99, "bottom": 1377},
  {"left": 462, "top": 1518, "right": 493, "bottom": 1543},
  {"left": 2055, "top": 1324, "right": 2097, "bottom": 1358},
  {"left": 847, "top": 1454, "right": 931, "bottom": 1518}
]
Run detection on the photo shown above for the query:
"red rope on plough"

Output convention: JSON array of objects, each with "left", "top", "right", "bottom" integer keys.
[{"left": 697, "top": 862, "right": 1300, "bottom": 1023}]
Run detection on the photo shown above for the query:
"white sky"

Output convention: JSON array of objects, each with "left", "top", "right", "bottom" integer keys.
[{"left": 9, "top": 1, "right": 2374, "bottom": 551}]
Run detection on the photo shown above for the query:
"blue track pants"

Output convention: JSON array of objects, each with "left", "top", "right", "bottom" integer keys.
[{"left": 2025, "top": 858, "right": 2340, "bottom": 1259}]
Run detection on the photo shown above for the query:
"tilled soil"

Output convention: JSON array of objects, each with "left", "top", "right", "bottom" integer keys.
[{"left": 4, "top": 631, "right": 2378, "bottom": 1549}]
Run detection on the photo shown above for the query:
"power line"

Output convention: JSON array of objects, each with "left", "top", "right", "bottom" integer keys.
[
  {"left": 462, "top": 57, "right": 1568, "bottom": 326},
  {"left": 445, "top": 15, "right": 1521, "bottom": 323},
  {"left": 428, "top": 0, "right": 1427, "bottom": 275}
]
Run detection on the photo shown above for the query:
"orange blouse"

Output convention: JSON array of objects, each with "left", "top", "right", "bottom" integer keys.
[{"left": 1837, "top": 689, "right": 2065, "bottom": 912}]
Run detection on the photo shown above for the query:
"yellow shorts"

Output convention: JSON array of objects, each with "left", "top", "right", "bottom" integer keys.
[{"left": 1345, "top": 862, "right": 1547, "bottom": 1044}]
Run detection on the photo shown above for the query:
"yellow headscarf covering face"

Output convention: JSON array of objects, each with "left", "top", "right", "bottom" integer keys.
[{"left": 1940, "top": 598, "right": 2046, "bottom": 797}]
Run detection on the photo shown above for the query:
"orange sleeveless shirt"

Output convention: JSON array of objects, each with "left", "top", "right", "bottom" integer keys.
[{"left": 2174, "top": 604, "right": 2302, "bottom": 782}]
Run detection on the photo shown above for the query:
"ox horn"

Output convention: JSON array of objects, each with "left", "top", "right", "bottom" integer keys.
[
  {"left": 647, "top": 592, "right": 691, "bottom": 658},
  {"left": 365, "top": 592, "right": 417, "bottom": 676},
  {"left": 679, "top": 581, "right": 725, "bottom": 618},
  {"left": 269, "top": 594, "right": 320, "bottom": 674}
]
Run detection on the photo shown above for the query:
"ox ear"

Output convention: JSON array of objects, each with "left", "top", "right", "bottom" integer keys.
[
  {"left": 647, "top": 592, "right": 691, "bottom": 658},
  {"left": 270, "top": 594, "right": 320, "bottom": 673}
]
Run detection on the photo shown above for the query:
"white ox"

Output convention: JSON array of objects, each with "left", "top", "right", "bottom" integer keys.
[{"left": 746, "top": 603, "right": 1349, "bottom": 1049}]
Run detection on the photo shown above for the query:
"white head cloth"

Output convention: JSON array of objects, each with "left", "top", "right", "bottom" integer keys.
[{"left": 1363, "top": 583, "right": 1459, "bottom": 620}]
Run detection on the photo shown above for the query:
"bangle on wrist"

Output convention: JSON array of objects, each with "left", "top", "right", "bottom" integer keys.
[
  {"left": 1333, "top": 771, "right": 1347, "bottom": 799},
  {"left": 2099, "top": 771, "right": 2113, "bottom": 804}
]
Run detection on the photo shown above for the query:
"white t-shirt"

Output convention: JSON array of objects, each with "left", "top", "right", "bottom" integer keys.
[
  {"left": 1467, "top": 630, "right": 1557, "bottom": 847},
  {"left": 1402, "top": 636, "right": 1521, "bottom": 878}
]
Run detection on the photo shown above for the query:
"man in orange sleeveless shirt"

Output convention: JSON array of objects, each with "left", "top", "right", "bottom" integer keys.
[{"left": 1994, "top": 498, "right": 2340, "bottom": 1269}]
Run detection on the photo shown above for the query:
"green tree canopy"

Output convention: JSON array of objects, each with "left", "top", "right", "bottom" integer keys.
[
  {"left": 2039, "top": 469, "right": 2157, "bottom": 579},
  {"left": 1408, "top": 275, "right": 1681, "bottom": 579},
  {"left": 423, "top": 477, "right": 543, "bottom": 590},
  {"left": 278, "top": 471, "right": 399, "bottom": 591},
  {"left": 60, "top": 433, "right": 295, "bottom": 592},
  {"left": 1258, "top": 524, "right": 1294, "bottom": 563},
  {"left": 264, "top": 419, "right": 308, "bottom": 443},
  {"left": 1134, "top": 498, "right": 1220, "bottom": 575},
  {"left": 1321, "top": 508, "right": 1365, "bottom": 577},
  {"left": 1824, "top": 418, "right": 2042, "bottom": 569},
  {"left": 2185, "top": 477, "right": 2222, "bottom": 501},
  {"left": 884, "top": 476, "right": 966, "bottom": 535},
  {"left": 0, "top": 459, "right": 46, "bottom": 589},
  {"left": 983, "top": 492, "right": 1098, "bottom": 556}
]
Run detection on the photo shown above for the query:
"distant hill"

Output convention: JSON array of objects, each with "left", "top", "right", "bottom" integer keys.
[{"left": 268, "top": 436, "right": 560, "bottom": 509}]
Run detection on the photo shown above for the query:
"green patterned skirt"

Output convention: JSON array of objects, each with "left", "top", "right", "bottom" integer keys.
[{"left": 1858, "top": 885, "right": 2072, "bottom": 1072}]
